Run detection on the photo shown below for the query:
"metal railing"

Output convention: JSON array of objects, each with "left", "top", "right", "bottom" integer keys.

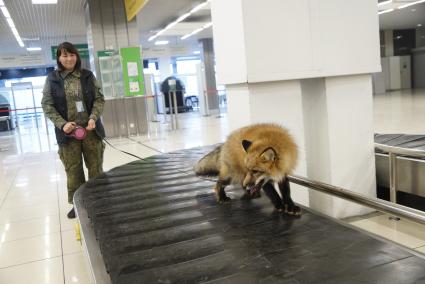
[
  {"left": 287, "top": 174, "right": 425, "bottom": 226},
  {"left": 375, "top": 143, "right": 425, "bottom": 203}
]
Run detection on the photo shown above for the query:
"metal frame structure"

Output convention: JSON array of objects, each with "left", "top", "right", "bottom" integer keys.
[{"left": 375, "top": 142, "right": 425, "bottom": 203}]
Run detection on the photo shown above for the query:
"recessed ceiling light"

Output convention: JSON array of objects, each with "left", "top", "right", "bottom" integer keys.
[
  {"left": 27, "top": 47, "right": 42, "bottom": 51},
  {"left": 154, "top": 40, "right": 169, "bottom": 45},
  {"left": 418, "top": 24, "right": 423, "bottom": 27},
  {"left": 32, "top": 0, "right": 58, "bottom": 4},
  {"left": 193, "top": 51, "right": 201, "bottom": 54}
]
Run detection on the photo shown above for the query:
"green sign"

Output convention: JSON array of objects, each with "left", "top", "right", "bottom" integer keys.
[
  {"left": 97, "top": 50, "right": 117, "bottom": 57},
  {"left": 51, "top": 44, "right": 89, "bottom": 59},
  {"left": 120, "top": 46, "right": 144, "bottom": 97}
]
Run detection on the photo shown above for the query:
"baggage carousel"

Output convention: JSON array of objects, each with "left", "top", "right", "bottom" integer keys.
[
  {"left": 375, "top": 133, "right": 425, "bottom": 210},
  {"left": 75, "top": 146, "right": 425, "bottom": 284}
]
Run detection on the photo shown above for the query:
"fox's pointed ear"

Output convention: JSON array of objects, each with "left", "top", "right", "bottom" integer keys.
[
  {"left": 242, "top": 140, "right": 252, "bottom": 152},
  {"left": 260, "top": 147, "right": 276, "bottom": 162}
]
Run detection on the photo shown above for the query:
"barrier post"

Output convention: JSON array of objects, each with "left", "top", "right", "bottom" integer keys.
[{"left": 172, "top": 91, "right": 179, "bottom": 130}]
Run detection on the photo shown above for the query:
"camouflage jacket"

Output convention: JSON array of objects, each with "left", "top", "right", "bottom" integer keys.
[{"left": 41, "top": 69, "right": 106, "bottom": 144}]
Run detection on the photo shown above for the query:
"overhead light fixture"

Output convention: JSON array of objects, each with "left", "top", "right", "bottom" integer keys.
[
  {"left": 32, "top": 0, "right": 58, "bottom": 4},
  {"left": 148, "top": 0, "right": 210, "bottom": 42},
  {"left": 190, "top": 1, "right": 208, "bottom": 13},
  {"left": 398, "top": 0, "right": 425, "bottom": 9},
  {"left": 377, "top": 0, "right": 392, "bottom": 6},
  {"left": 0, "top": 4, "right": 24, "bottom": 47},
  {"left": 1, "top": 6, "right": 10, "bottom": 17},
  {"left": 6, "top": 18, "right": 14, "bottom": 28},
  {"left": 181, "top": 22, "right": 213, "bottom": 40},
  {"left": 378, "top": 8, "right": 394, "bottom": 15},
  {"left": 154, "top": 40, "right": 169, "bottom": 45},
  {"left": 27, "top": 47, "right": 42, "bottom": 51},
  {"left": 418, "top": 24, "right": 423, "bottom": 27},
  {"left": 193, "top": 51, "right": 201, "bottom": 54}
]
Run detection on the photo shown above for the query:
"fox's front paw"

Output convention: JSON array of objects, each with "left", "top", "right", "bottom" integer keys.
[
  {"left": 241, "top": 191, "right": 261, "bottom": 200},
  {"left": 284, "top": 204, "right": 302, "bottom": 216},
  {"left": 217, "top": 195, "right": 231, "bottom": 203}
]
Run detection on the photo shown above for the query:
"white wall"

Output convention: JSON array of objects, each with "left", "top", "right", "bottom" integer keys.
[
  {"left": 210, "top": 0, "right": 247, "bottom": 85},
  {"left": 212, "top": 0, "right": 381, "bottom": 85}
]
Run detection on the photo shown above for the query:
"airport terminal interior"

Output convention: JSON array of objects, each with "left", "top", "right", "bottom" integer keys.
[{"left": 1, "top": 0, "right": 425, "bottom": 283}]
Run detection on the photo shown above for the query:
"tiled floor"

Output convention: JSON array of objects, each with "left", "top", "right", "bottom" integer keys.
[{"left": 0, "top": 89, "right": 425, "bottom": 283}]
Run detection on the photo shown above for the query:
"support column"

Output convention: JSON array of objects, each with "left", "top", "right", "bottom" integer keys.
[
  {"left": 211, "top": 0, "right": 381, "bottom": 218},
  {"left": 199, "top": 38, "right": 219, "bottom": 113},
  {"left": 84, "top": 0, "right": 140, "bottom": 77},
  {"left": 384, "top": 30, "right": 394, "bottom": 57}
]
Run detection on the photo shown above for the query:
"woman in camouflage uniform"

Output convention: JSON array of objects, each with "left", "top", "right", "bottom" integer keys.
[{"left": 42, "top": 42, "right": 106, "bottom": 219}]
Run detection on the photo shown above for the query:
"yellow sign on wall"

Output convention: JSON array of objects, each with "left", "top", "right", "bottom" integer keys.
[{"left": 124, "top": 0, "right": 149, "bottom": 21}]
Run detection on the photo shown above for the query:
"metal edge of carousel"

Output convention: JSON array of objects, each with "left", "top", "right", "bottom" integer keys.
[
  {"left": 375, "top": 133, "right": 425, "bottom": 210},
  {"left": 74, "top": 144, "right": 425, "bottom": 284}
]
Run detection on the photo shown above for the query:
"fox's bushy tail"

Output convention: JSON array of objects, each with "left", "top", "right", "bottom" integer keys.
[{"left": 194, "top": 145, "right": 222, "bottom": 176}]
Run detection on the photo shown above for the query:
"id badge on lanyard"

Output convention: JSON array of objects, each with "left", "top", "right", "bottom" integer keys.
[{"left": 76, "top": 101, "right": 84, "bottom": 112}]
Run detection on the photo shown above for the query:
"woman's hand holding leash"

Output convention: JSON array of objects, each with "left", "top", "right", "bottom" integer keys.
[
  {"left": 63, "top": 122, "right": 76, "bottom": 134},
  {"left": 86, "top": 119, "right": 96, "bottom": 131}
]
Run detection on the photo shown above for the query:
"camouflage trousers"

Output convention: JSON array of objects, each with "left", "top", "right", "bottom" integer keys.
[{"left": 58, "top": 130, "right": 105, "bottom": 204}]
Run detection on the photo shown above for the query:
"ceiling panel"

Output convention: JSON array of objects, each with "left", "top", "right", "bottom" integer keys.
[
  {"left": 0, "top": 0, "right": 424, "bottom": 68},
  {"left": 0, "top": 0, "right": 86, "bottom": 65},
  {"left": 379, "top": 1, "right": 425, "bottom": 30}
]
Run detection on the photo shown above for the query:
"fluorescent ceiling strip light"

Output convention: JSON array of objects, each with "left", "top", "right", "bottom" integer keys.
[
  {"left": 11, "top": 27, "right": 19, "bottom": 36},
  {"left": 190, "top": 2, "right": 208, "bottom": 13},
  {"left": 378, "top": 8, "right": 394, "bottom": 15},
  {"left": 1, "top": 4, "right": 25, "bottom": 47},
  {"left": 6, "top": 17, "right": 15, "bottom": 28},
  {"left": 154, "top": 40, "right": 169, "bottom": 45},
  {"left": 148, "top": 0, "right": 209, "bottom": 41},
  {"left": 377, "top": 0, "right": 392, "bottom": 6},
  {"left": 181, "top": 22, "right": 212, "bottom": 40},
  {"left": 32, "top": 0, "right": 58, "bottom": 4},
  {"left": 203, "top": 22, "right": 213, "bottom": 29},
  {"left": 17, "top": 38, "right": 24, "bottom": 47},
  {"left": 1, "top": 6, "right": 10, "bottom": 17},
  {"left": 175, "top": 12, "right": 191, "bottom": 23},
  {"left": 398, "top": 0, "right": 425, "bottom": 9},
  {"left": 27, "top": 47, "right": 42, "bottom": 51}
]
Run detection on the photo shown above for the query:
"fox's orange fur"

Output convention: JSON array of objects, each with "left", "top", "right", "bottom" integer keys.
[{"left": 195, "top": 123, "right": 299, "bottom": 213}]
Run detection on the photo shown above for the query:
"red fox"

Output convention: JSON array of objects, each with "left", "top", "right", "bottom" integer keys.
[{"left": 195, "top": 123, "right": 301, "bottom": 215}]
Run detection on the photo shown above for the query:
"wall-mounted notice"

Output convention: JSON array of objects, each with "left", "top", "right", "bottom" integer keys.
[
  {"left": 120, "top": 46, "right": 145, "bottom": 97},
  {"left": 127, "top": 62, "right": 138, "bottom": 77}
]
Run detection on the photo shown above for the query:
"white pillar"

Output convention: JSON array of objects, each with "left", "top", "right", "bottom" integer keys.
[
  {"left": 199, "top": 38, "right": 219, "bottom": 113},
  {"left": 211, "top": 0, "right": 381, "bottom": 218}
]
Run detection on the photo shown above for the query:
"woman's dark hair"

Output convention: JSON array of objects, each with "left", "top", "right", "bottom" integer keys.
[{"left": 56, "top": 42, "right": 81, "bottom": 71}]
